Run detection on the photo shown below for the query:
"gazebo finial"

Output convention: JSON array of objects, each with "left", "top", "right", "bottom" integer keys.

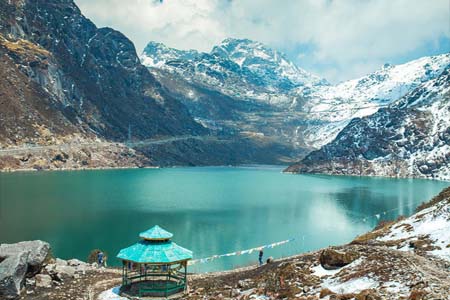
[{"left": 139, "top": 225, "right": 173, "bottom": 241}]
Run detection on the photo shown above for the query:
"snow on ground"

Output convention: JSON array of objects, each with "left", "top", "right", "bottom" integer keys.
[
  {"left": 322, "top": 277, "right": 379, "bottom": 294},
  {"left": 97, "top": 286, "right": 127, "bottom": 300},
  {"left": 378, "top": 199, "right": 450, "bottom": 261},
  {"left": 381, "top": 281, "right": 409, "bottom": 295},
  {"left": 311, "top": 265, "right": 342, "bottom": 277},
  {"left": 311, "top": 258, "right": 384, "bottom": 296},
  {"left": 311, "top": 258, "right": 363, "bottom": 278}
]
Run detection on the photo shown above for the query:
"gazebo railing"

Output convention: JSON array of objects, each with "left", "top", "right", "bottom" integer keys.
[
  {"left": 123, "top": 272, "right": 186, "bottom": 295},
  {"left": 125, "top": 273, "right": 185, "bottom": 283}
]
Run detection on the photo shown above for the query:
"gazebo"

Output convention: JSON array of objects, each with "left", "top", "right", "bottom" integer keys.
[{"left": 117, "top": 225, "right": 193, "bottom": 298}]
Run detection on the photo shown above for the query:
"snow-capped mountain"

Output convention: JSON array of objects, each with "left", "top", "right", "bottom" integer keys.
[
  {"left": 300, "top": 54, "right": 450, "bottom": 148},
  {"left": 286, "top": 66, "right": 450, "bottom": 180},
  {"left": 142, "top": 40, "right": 450, "bottom": 153},
  {"left": 210, "top": 38, "right": 327, "bottom": 88},
  {"left": 141, "top": 38, "right": 327, "bottom": 106}
]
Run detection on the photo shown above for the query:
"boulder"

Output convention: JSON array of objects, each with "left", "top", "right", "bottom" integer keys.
[
  {"left": 320, "top": 288, "right": 335, "bottom": 298},
  {"left": 0, "top": 240, "right": 51, "bottom": 298},
  {"left": 54, "top": 265, "right": 76, "bottom": 280},
  {"left": 35, "top": 274, "right": 52, "bottom": 288},
  {"left": 0, "top": 240, "right": 50, "bottom": 275},
  {"left": 0, "top": 251, "right": 28, "bottom": 299},
  {"left": 55, "top": 258, "right": 68, "bottom": 266},
  {"left": 67, "top": 259, "right": 85, "bottom": 267},
  {"left": 319, "top": 248, "right": 359, "bottom": 270}
]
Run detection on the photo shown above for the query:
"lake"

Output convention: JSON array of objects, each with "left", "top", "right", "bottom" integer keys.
[{"left": 0, "top": 166, "right": 448, "bottom": 272}]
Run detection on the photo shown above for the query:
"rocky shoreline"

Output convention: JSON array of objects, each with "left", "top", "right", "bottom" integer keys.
[
  {"left": 0, "top": 141, "right": 151, "bottom": 172},
  {"left": 1, "top": 187, "right": 449, "bottom": 300},
  {"left": 283, "top": 169, "right": 450, "bottom": 183}
]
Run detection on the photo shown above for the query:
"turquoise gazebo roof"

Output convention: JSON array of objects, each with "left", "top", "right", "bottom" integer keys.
[
  {"left": 117, "top": 240, "right": 193, "bottom": 263},
  {"left": 139, "top": 225, "right": 173, "bottom": 240},
  {"left": 117, "top": 225, "right": 192, "bottom": 264}
]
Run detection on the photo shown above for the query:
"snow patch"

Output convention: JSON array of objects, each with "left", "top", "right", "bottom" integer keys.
[
  {"left": 322, "top": 277, "right": 379, "bottom": 294},
  {"left": 378, "top": 200, "right": 450, "bottom": 261},
  {"left": 97, "top": 286, "right": 127, "bottom": 300},
  {"left": 311, "top": 258, "right": 363, "bottom": 277}
]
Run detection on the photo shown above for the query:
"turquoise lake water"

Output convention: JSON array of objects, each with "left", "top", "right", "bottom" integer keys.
[{"left": 0, "top": 166, "right": 448, "bottom": 272}]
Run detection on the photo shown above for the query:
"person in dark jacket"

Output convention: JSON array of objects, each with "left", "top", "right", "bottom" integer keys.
[
  {"left": 97, "top": 251, "right": 104, "bottom": 267},
  {"left": 258, "top": 249, "right": 264, "bottom": 266}
]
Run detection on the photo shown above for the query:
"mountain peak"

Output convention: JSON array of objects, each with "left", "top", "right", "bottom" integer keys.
[
  {"left": 214, "top": 37, "right": 264, "bottom": 53},
  {"left": 141, "top": 41, "right": 200, "bottom": 67},
  {"left": 141, "top": 38, "right": 327, "bottom": 95}
]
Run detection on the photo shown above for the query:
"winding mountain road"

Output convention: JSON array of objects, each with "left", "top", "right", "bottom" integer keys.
[{"left": 0, "top": 135, "right": 221, "bottom": 156}]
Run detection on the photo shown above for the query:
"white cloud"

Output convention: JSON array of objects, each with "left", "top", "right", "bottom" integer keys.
[{"left": 75, "top": 0, "right": 449, "bottom": 82}]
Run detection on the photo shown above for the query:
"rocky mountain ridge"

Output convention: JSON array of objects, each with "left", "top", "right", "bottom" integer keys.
[
  {"left": 0, "top": 0, "right": 298, "bottom": 170},
  {"left": 286, "top": 66, "right": 450, "bottom": 180},
  {"left": 0, "top": 0, "right": 205, "bottom": 146},
  {"left": 141, "top": 38, "right": 327, "bottom": 105},
  {"left": 1, "top": 0, "right": 449, "bottom": 171},
  {"left": 141, "top": 40, "right": 450, "bottom": 151},
  {"left": 300, "top": 54, "right": 450, "bottom": 148}
]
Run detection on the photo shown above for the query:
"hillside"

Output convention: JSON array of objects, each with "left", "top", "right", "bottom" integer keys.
[
  {"left": 300, "top": 54, "right": 450, "bottom": 148},
  {"left": 0, "top": 0, "right": 212, "bottom": 169},
  {"left": 0, "top": 0, "right": 298, "bottom": 170},
  {"left": 142, "top": 40, "right": 450, "bottom": 153},
  {"left": 1, "top": 0, "right": 448, "bottom": 170},
  {"left": 0, "top": 0, "right": 204, "bottom": 145},
  {"left": 285, "top": 67, "right": 450, "bottom": 180}
]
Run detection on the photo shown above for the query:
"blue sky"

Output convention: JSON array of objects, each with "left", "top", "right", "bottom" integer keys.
[{"left": 75, "top": 0, "right": 450, "bottom": 83}]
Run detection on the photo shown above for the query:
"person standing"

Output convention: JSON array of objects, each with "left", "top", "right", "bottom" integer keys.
[
  {"left": 258, "top": 249, "right": 264, "bottom": 266},
  {"left": 97, "top": 251, "right": 104, "bottom": 267}
]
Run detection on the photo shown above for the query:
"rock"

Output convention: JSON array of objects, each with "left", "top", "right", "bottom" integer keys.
[
  {"left": 0, "top": 240, "right": 50, "bottom": 275},
  {"left": 319, "top": 248, "right": 359, "bottom": 270},
  {"left": 44, "top": 263, "right": 56, "bottom": 276},
  {"left": 67, "top": 259, "right": 85, "bottom": 267},
  {"left": 55, "top": 258, "right": 68, "bottom": 266},
  {"left": 266, "top": 256, "right": 274, "bottom": 264},
  {"left": 330, "top": 294, "right": 355, "bottom": 300},
  {"left": 35, "top": 274, "right": 52, "bottom": 288},
  {"left": 409, "top": 239, "right": 429, "bottom": 249},
  {"left": 238, "top": 280, "right": 246, "bottom": 289},
  {"left": 231, "top": 288, "right": 240, "bottom": 297},
  {"left": 44, "top": 260, "right": 78, "bottom": 281},
  {"left": 238, "top": 279, "right": 252, "bottom": 289},
  {"left": 408, "top": 289, "right": 428, "bottom": 300},
  {"left": 0, "top": 251, "right": 28, "bottom": 299},
  {"left": 54, "top": 265, "right": 76, "bottom": 279},
  {"left": 25, "top": 278, "right": 35, "bottom": 287},
  {"left": 355, "top": 289, "right": 382, "bottom": 300},
  {"left": 320, "top": 288, "right": 335, "bottom": 298},
  {"left": 67, "top": 259, "right": 91, "bottom": 274}
]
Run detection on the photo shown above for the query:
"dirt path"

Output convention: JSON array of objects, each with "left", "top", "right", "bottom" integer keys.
[{"left": 0, "top": 135, "right": 220, "bottom": 156}]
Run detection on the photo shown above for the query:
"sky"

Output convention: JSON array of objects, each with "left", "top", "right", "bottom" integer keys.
[{"left": 75, "top": 0, "right": 450, "bottom": 83}]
